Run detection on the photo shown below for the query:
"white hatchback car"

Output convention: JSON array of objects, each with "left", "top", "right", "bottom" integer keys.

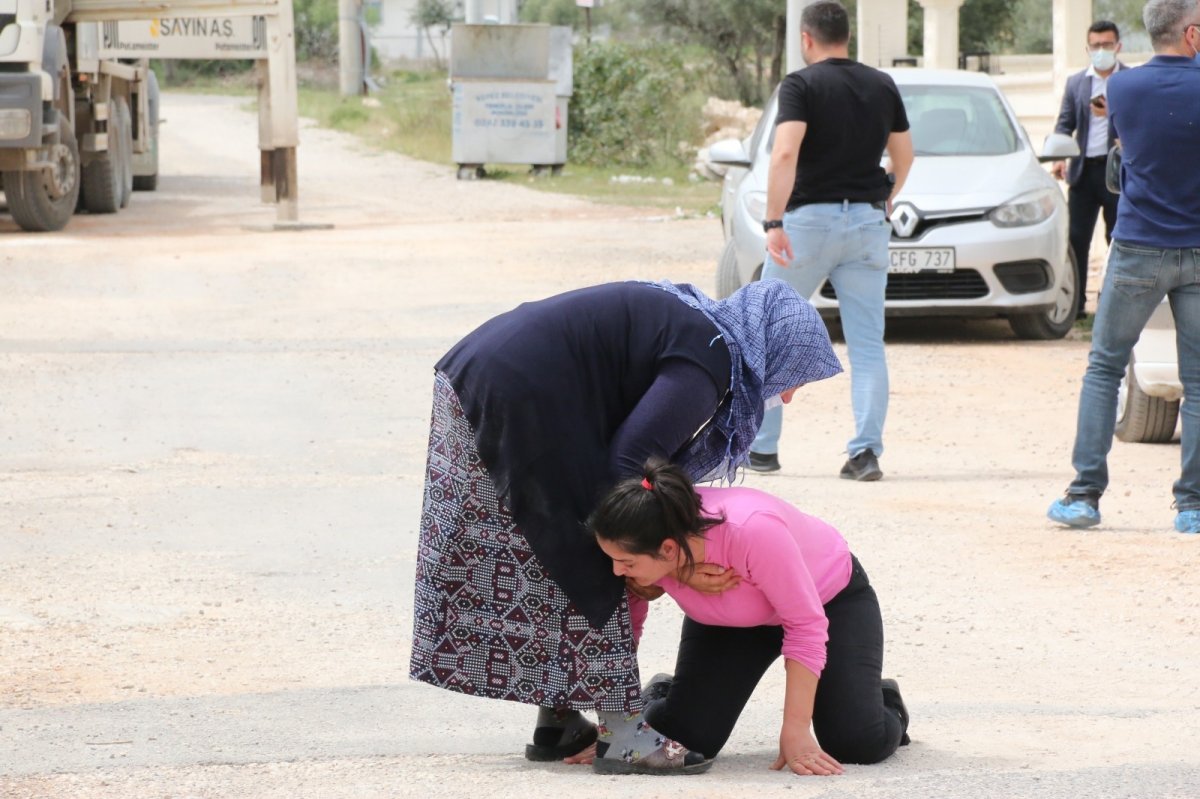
[
  {"left": 711, "top": 68, "right": 1080, "bottom": 339},
  {"left": 1116, "top": 298, "right": 1181, "bottom": 443}
]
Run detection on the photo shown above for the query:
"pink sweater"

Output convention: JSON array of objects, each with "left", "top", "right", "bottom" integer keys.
[{"left": 656, "top": 486, "right": 852, "bottom": 675}]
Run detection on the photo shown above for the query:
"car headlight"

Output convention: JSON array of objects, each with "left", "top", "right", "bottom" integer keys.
[
  {"left": 990, "top": 188, "right": 1057, "bottom": 227},
  {"left": 742, "top": 190, "right": 767, "bottom": 223}
]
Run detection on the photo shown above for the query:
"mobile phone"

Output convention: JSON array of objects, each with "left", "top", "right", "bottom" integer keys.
[{"left": 1091, "top": 95, "right": 1106, "bottom": 108}]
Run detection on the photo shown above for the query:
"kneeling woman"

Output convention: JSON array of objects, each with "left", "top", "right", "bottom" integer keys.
[{"left": 588, "top": 460, "right": 909, "bottom": 774}]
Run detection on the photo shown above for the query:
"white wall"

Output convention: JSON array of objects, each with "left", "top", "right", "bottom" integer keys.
[{"left": 373, "top": 0, "right": 440, "bottom": 63}]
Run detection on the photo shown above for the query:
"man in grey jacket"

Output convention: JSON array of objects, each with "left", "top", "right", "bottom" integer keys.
[{"left": 1051, "top": 20, "right": 1127, "bottom": 319}]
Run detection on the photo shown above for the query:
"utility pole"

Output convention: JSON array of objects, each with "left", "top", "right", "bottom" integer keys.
[
  {"left": 577, "top": 0, "right": 593, "bottom": 44},
  {"left": 339, "top": 0, "right": 363, "bottom": 96}
]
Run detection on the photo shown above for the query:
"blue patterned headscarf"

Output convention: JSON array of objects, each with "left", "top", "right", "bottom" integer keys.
[{"left": 649, "top": 279, "right": 843, "bottom": 482}]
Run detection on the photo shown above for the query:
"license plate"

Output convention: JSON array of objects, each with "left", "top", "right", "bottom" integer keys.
[{"left": 889, "top": 247, "right": 955, "bottom": 274}]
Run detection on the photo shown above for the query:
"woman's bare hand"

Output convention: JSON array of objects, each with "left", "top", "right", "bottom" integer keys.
[
  {"left": 681, "top": 563, "right": 741, "bottom": 595},
  {"left": 772, "top": 725, "right": 843, "bottom": 776}
]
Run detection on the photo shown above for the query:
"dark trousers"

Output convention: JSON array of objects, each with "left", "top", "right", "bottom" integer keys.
[
  {"left": 1068, "top": 158, "right": 1120, "bottom": 314},
  {"left": 644, "top": 556, "right": 904, "bottom": 763}
]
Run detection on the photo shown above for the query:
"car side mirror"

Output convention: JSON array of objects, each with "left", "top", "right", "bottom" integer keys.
[
  {"left": 1038, "top": 132, "right": 1080, "bottom": 162},
  {"left": 708, "top": 137, "right": 752, "bottom": 168}
]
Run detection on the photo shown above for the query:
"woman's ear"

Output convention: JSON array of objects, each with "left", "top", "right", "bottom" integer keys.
[{"left": 658, "top": 539, "right": 679, "bottom": 561}]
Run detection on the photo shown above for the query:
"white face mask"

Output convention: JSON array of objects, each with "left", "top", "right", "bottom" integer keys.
[
  {"left": 1090, "top": 48, "right": 1117, "bottom": 71},
  {"left": 764, "top": 394, "right": 784, "bottom": 412}
]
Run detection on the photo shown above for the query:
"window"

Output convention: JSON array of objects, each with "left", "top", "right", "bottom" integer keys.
[{"left": 900, "top": 85, "right": 1019, "bottom": 156}]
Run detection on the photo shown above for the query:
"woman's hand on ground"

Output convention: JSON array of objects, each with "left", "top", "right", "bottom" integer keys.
[
  {"left": 682, "top": 563, "right": 741, "bottom": 595},
  {"left": 562, "top": 742, "right": 596, "bottom": 765},
  {"left": 771, "top": 726, "right": 843, "bottom": 776},
  {"left": 625, "top": 578, "right": 664, "bottom": 601}
]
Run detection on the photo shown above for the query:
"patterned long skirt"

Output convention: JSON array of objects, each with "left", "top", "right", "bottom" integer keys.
[{"left": 409, "top": 372, "right": 641, "bottom": 713}]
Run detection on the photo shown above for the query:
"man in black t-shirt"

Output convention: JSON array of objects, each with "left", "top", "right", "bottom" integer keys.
[{"left": 748, "top": 0, "right": 913, "bottom": 483}]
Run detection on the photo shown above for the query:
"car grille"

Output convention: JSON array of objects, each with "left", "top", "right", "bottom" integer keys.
[
  {"left": 897, "top": 212, "right": 989, "bottom": 241},
  {"left": 820, "top": 269, "right": 990, "bottom": 301}
]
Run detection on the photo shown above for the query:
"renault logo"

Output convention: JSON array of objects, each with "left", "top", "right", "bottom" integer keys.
[{"left": 890, "top": 203, "right": 920, "bottom": 238}]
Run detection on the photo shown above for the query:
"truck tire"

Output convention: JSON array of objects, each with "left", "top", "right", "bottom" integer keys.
[
  {"left": 133, "top": 71, "right": 159, "bottom": 192},
  {"left": 1009, "top": 251, "right": 1079, "bottom": 340},
  {"left": 82, "top": 102, "right": 127, "bottom": 214},
  {"left": 115, "top": 96, "right": 134, "bottom": 208},
  {"left": 1115, "top": 353, "right": 1180, "bottom": 443},
  {"left": 2, "top": 117, "right": 80, "bottom": 232}
]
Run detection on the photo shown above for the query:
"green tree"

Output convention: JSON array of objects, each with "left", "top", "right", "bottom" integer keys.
[
  {"left": 630, "top": 0, "right": 785, "bottom": 105},
  {"left": 959, "top": 0, "right": 1017, "bottom": 52},
  {"left": 411, "top": 0, "right": 457, "bottom": 68},
  {"left": 1009, "top": 0, "right": 1052, "bottom": 53}
]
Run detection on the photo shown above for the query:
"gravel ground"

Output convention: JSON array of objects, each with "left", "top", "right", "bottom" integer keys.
[{"left": 1, "top": 93, "right": 1198, "bottom": 799}]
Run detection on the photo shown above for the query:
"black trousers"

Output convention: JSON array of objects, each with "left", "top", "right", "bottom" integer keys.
[
  {"left": 644, "top": 556, "right": 904, "bottom": 763},
  {"left": 1068, "top": 158, "right": 1120, "bottom": 313}
]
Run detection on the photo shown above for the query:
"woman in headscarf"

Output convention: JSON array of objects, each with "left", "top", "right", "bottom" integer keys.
[{"left": 409, "top": 279, "right": 841, "bottom": 775}]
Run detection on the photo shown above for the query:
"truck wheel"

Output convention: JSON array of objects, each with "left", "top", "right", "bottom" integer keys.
[
  {"left": 2, "top": 117, "right": 80, "bottom": 232},
  {"left": 1009, "top": 251, "right": 1079, "bottom": 340},
  {"left": 1115, "top": 353, "right": 1180, "bottom": 443},
  {"left": 82, "top": 102, "right": 126, "bottom": 213},
  {"left": 133, "top": 71, "right": 159, "bottom": 192},
  {"left": 115, "top": 96, "right": 134, "bottom": 208}
]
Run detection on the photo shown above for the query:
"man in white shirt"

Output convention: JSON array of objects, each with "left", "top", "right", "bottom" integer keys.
[{"left": 1051, "top": 20, "right": 1126, "bottom": 319}]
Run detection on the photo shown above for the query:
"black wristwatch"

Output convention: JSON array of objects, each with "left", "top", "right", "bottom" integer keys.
[{"left": 762, "top": 219, "right": 783, "bottom": 232}]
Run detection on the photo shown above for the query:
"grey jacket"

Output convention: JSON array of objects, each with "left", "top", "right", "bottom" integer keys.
[{"left": 1054, "top": 63, "right": 1127, "bottom": 186}]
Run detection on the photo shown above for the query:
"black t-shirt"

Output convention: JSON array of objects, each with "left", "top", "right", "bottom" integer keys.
[{"left": 776, "top": 58, "right": 910, "bottom": 208}]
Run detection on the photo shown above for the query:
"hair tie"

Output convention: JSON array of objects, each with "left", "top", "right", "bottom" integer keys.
[{"left": 641, "top": 477, "right": 653, "bottom": 490}]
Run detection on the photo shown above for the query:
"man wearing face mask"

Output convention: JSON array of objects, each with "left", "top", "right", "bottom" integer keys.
[{"left": 1051, "top": 20, "right": 1126, "bottom": 320}]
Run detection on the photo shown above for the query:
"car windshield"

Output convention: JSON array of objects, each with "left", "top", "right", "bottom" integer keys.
[{"left": 899, "top": 85, "right": 1020, "bottom": 156}]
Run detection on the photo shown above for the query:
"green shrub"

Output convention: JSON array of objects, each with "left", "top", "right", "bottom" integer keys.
[
  {"left": 569, "top": 42, "right": 698, "bottom": 169},
  {"left": 294, "top": 0, "right": 339, "bottom": 60}
]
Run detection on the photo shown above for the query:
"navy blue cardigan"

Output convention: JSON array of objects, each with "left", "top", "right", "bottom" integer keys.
[{"left": 436, "top": 282, "right": 731, "bottom": 627}]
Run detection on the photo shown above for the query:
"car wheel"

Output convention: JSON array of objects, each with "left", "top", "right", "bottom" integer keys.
[
  {"left": 716, "top": 239, "right": 743, "bottom": 299},
  {"left": 1009, "top": 250, "right": 1079, "bottom": 340},
  {"left": 1115, "top": 353, "right": 1180, "bottom": 443}
]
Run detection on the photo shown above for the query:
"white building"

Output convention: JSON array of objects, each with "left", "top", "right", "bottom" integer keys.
[{"left": 371, "top": 0, "right": 445, "bottom": 63}]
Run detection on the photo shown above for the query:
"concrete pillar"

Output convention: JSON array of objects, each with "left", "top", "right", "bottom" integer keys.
[
  {"left": 338, "top": 0, "right": 363, "bottom": 96},
  {"left": 858, "top": 0, "right": 910, "bottom": 68},
  {"left": 786, "top": 0, "right": 809, "bottom": 73},
  {"left": 917, "top": 0, "right": 964, "bottom": 70},
  {"left": 1053, "top": 0, "right": 1092, "bottom": 100}
]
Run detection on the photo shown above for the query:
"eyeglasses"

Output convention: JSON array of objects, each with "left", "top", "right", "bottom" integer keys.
[{"left": 1086, "top": 42, "right": 1118, "bottom": 52}]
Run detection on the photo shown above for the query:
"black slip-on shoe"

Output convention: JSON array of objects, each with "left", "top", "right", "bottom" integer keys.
[
  {"left": 881, "top": 677, "right": 911, "bottom": 746},
  {"left": 840, "top": 450, "right": 883, "bottom": 482},
  {"left": 524, "top": 720, "right": 598, "bottom": 761},
  {"left": 747, "top": 451, "right": 781, "bottom": 473},
  {"left": 642, "top": 672, "right": 674, "bottom": 703}
]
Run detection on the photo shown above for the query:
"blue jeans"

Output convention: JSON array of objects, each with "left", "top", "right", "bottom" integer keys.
[
  {"left": 753, "top": 202, "right": 890, "bottom": 458},
  {"left": 1068, "top": 240, "right": 1200, "bottom": 509}
]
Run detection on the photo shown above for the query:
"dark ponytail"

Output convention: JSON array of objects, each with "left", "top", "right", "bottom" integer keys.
[{"left": 588, "top": 457, "right": 725, "bottom": 577}]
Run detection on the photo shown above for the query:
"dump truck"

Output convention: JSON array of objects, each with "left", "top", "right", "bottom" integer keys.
[{"left": 0, "top": 0, "right": 159, "bottom": 232}]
